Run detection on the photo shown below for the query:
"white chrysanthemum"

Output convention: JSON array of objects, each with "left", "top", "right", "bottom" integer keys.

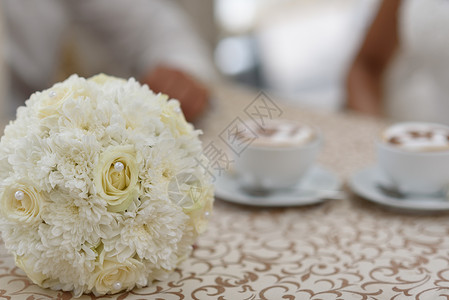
[
  {"left": 40, "top": 191, "right": 111, "bottom": 248},
  {"left": 0, "top": 74, "right": 214, "bottom": 296},
  {"left": 102, "top": 197, "right": 190, "bottom": 269}
]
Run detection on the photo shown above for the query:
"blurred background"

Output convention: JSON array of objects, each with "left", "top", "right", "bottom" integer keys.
[
  {"left": 202, "top": 0, "right": 379, "bottom": 111},
  {"left": 0, "top": 0, "right": 381, "bottom": 120}
]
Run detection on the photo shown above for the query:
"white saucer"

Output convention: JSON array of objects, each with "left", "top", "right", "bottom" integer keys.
[
  {"left": 349, "top": 166, "right": 449, "bottom": 211},
  {"left": 214, "top": 165, "right": 342, "bottom": 207}
]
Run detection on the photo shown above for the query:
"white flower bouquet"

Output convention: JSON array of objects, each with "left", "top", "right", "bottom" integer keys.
[{"left": 0, "top": 74, "right": 214, "bottom": 296}]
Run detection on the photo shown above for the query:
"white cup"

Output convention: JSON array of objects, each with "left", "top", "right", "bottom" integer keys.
[
  {"left": 377, "top": 122, "right": 449, "bottom": 195},
  {"left": 234, "top": 121, "right": 321, "bottom": 191}
]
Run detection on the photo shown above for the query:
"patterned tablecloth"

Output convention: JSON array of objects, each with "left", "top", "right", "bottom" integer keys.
[{"left": 2, "top": 83, "right": 449, "bottom": 299}]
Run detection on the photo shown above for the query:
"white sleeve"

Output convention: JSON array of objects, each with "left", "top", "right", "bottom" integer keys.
[
  {"left": 67, "top": 0, "right": 217, "bottom": 82},
  {"left": 0, "top": 3, "right": 8, "bottom": 121}
]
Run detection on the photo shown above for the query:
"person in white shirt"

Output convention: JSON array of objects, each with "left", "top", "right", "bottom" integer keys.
[
  {"left": 1, "top": 0, "right": 216, "bottom": 122},
  {"left": 347, "top": 0, "right": 449, "bottom": 124}
]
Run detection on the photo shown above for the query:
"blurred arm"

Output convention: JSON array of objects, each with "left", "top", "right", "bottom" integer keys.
[
  {"left": 346, "top": 0, "right": 401, "bottom": 116},
  {"left": 0, "top": 3, "right": 9, "bottom": 131},
  {"left": 68, "top": 0, "right": 216, "bottom": 121}
]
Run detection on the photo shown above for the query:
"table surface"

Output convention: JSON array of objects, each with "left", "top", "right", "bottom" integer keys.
[{"left": 2, "top": 83, "right": 449, "bottom": 300}]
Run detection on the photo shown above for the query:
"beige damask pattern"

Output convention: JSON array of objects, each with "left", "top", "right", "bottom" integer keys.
[{"left": 1, "top": 84, "right": 449, "bottom": 299}]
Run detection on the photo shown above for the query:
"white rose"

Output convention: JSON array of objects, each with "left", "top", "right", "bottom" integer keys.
[
  {"left": 37, "top": 75, "right": 95, "bottom": 119},
  {"left": 37, "top": 85, "right": 73, "bottom": 119},
  {"left": 94, "top": 146, "right": 139, "bottom": 212},
  {"left": 90, "top": 257, "right": 145, "bottom": 295},
  {"left": 15, "top": 255, "right": 47, "bottom": 286},
  {"left": 186, "top": 185, "right": 214, "bottom": 234},
  {"left": 89, "top": 73, "right": 126, "bottom": 85},
  {"left": 0, "top": 183, "right": 44, "bottom": 223},
  {"left": 167, "top": 173, "right": 214, "bottom": 234},
  {"left": 161, "top": 99, "right": 193, "bottom": 136}
]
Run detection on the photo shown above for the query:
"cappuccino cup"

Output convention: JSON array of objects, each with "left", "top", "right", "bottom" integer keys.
[
  {"left": 377, "top": 122, "right": 449, "bottom": 195},
  {"left": 233, "top": 119, "right": 321, "bottom": 190}
]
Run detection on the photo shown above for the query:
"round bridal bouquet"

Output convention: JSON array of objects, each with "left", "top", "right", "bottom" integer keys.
[{"left": 0, "top": 74, "right": 214, "bottom": 296}]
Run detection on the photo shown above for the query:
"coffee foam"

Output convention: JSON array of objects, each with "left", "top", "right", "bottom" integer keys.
[
  {"left": 243, "top": 120, "right": 315, "bottom": 147},
  {"left": 383, "top": 123, "right": 449, "bottom": 152}
]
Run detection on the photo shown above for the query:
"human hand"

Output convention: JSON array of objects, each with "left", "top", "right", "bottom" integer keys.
[{"left": 142, "top": 65, "right": 209, "bottom": 122}]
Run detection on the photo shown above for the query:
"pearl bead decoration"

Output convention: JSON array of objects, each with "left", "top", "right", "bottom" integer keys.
[
  {"left": 49, "top": 91, "right": 57, "bottom": 98},
  {"left": 112, "top": 281, "right": 122, "bottom": 290},
  {"left": 14, "top": 190, "right": 24, "bottom": 201},
  {"left": 114, "top": 162, "right": 125, "bottom": 172}
]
